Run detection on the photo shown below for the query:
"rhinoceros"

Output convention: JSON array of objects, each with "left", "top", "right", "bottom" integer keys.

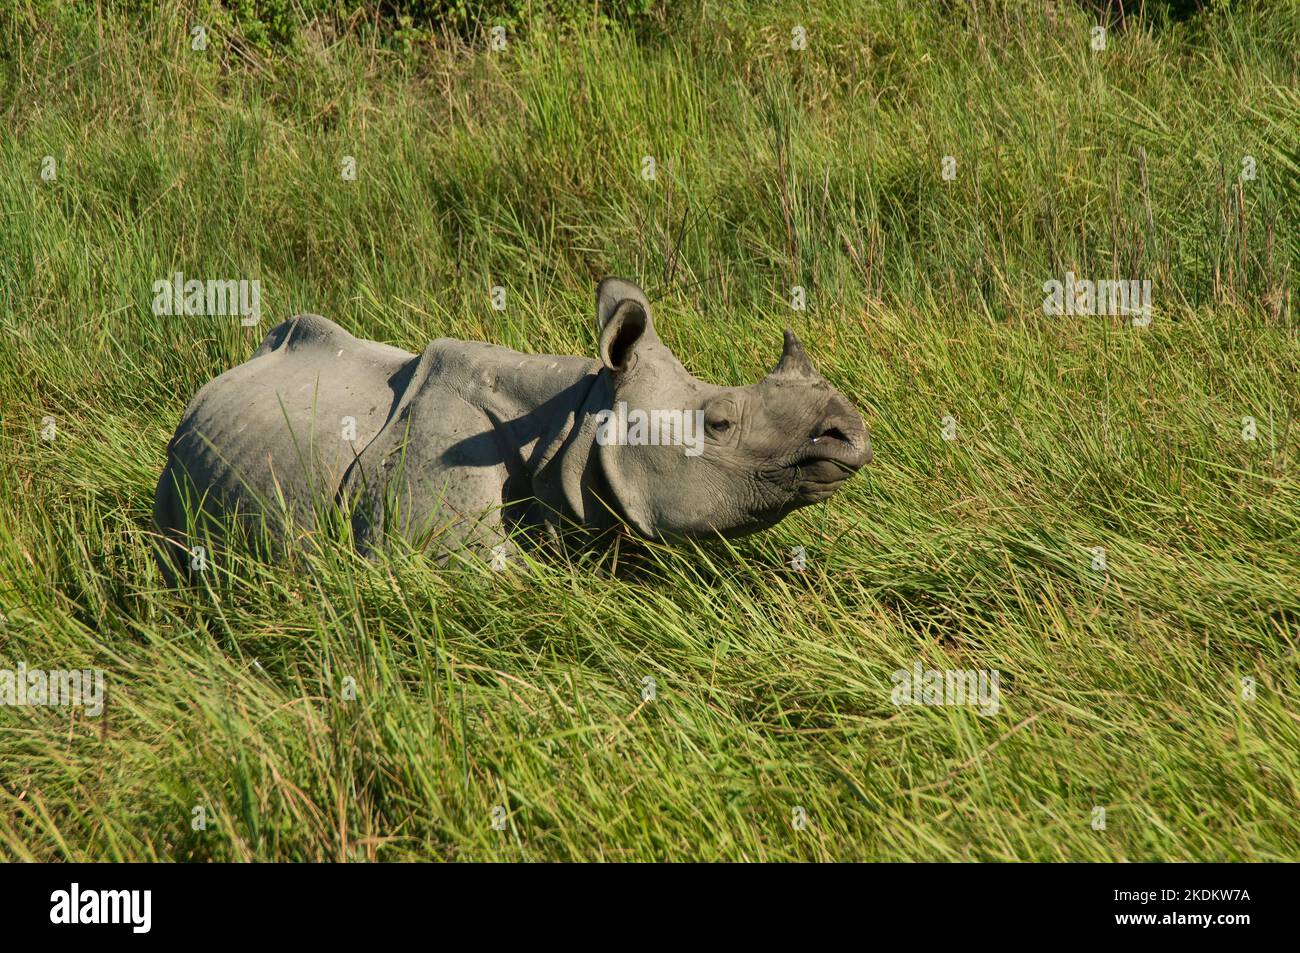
[{"left": 153, "top": 278, "right": 871, "bottom": 569}]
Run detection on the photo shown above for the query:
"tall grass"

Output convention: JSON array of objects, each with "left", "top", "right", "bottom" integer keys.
[{"left": 0, "top": 0, "right": 1297, "bottom": 860}]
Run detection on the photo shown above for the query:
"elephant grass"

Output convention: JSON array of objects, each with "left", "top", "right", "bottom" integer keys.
[{"left": 0, "top": 1, "right": 1297, "bottom": 861}]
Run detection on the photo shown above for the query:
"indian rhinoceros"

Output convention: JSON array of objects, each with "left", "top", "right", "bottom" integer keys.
[{"left": 153, "top": 278, "right": 871, "bottom": 570}]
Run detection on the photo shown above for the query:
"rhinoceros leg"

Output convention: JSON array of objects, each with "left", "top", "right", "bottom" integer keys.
[
  {"left": 150, "top": 458, "right": 186, "bottom": 582},
  {"left": 342, "top": 394, "right": 515, "bottom": 561}
]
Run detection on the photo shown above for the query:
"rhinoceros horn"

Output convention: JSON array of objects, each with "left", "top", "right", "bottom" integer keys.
[{"left": 768, "top": 330, "right": 817, "bottom": 379}]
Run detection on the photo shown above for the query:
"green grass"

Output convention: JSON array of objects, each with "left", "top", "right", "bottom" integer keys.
[{"left": 1, "top": 0, "right": 1298, "bottom": 861}]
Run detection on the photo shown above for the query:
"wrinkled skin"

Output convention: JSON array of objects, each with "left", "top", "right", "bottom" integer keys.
[{"left": 153, "top": 277, "right": 871, "bottom": 569}]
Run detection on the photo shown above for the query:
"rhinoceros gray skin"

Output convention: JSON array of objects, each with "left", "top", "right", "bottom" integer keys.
[{"left": 153, "top": 278, "right": 871, "bottom": 569}]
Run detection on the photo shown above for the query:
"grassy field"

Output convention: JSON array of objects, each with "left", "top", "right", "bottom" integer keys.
[{"left": 1, "top": 0, "right": 1298, "bottom": 861}]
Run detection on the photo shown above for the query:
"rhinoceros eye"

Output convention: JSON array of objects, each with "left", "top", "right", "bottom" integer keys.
[
  {"left": 705, "top": 398, "right": 739, "bottom": 436},
  {"left": 706, "top": 413, "right": 737, "bottom": 439}
]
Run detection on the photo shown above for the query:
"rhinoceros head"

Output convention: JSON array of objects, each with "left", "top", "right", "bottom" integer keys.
[{"left": 588, "top": 277, "right": 871, "bottom": 539}]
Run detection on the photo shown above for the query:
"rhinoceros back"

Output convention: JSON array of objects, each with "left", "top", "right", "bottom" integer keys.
[{"left": 153, "top": 314, "right": 416, "bottom": 559}]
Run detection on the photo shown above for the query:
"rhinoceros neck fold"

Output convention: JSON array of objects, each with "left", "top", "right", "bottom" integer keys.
[
  {"left": 529, "top": 368, "right": 616, "bottom": 531},
  {"left": 528, "top": 369, "right": 659, "bottom": 539},
  {"left": 458, "top": 350, "right": 603, "bottom": 499},
  {"left": 392, "top": 341, "right": 621, "bottom": 537}
]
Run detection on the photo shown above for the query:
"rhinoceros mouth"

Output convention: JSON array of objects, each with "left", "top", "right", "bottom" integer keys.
[
  {"left": 759, "top": 434, "right": 868, "bottom": 501},
  {"left": 776, "top": 437, "right": 866, "bottom": 499},
  {"left": 796, "top": 436, "right": 867, "bottom": 471},
  {"left": 799, "top": 456, "right": 857, "bottom": 482}
]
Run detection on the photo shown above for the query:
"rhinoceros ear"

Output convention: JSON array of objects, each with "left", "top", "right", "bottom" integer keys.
[
  {"left": 596, "top": 277, "right": 651, "bottom": 329},
  {"left": 596, "top": 277, "right": 654, "bottom": 373}
]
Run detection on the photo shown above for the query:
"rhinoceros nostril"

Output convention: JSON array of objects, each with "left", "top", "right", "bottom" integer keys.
[
  {"left": 814, "top": 425, "right": 850, "bottom": 444},
  {"left": 802, "top": 414, "right": 870, "bottom": 472}
]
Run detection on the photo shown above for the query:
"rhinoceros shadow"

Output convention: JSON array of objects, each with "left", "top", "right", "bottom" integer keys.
[{"left": 428, "top": 375, "right": 610, "bottom": 546}]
